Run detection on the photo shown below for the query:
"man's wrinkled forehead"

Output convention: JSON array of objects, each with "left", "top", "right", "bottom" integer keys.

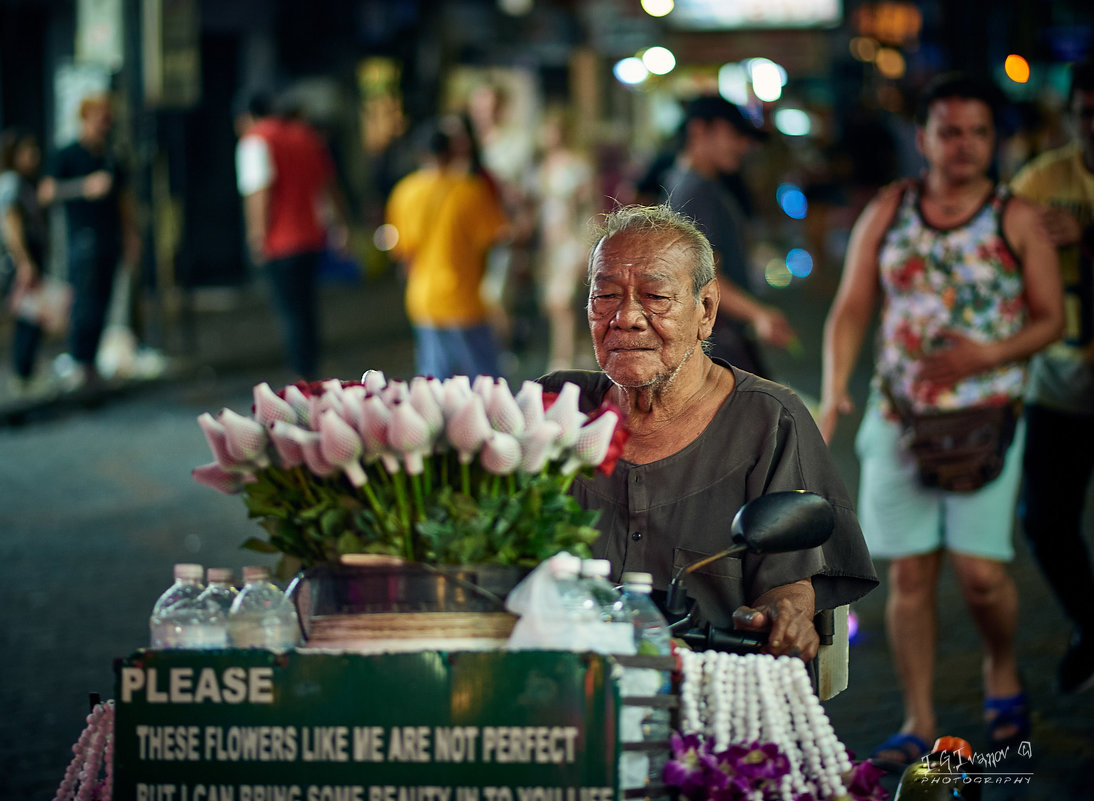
[{"left": 591, "top": 231, "right": 691, "bottom": 280}]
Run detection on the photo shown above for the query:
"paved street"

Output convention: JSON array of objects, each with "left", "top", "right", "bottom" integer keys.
[{"left": 1, "top": 271, "right": 1092, "bottom": 799}]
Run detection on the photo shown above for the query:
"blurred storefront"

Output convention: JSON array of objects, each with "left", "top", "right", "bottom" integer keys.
[{"left": 0, "top": 0, "right": 1090, "bottom": 320}]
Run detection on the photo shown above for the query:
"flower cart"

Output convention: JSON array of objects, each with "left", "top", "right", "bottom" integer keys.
[{"left": 57, "top": 372, "right": 882, "bottom": 801}]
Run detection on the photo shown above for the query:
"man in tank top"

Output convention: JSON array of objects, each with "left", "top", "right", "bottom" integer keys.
[{"left": 819, "top": 74, "right": 1063, "bottom": 768}]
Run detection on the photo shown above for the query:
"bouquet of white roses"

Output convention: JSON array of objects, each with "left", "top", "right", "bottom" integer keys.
[{"left": 193, "top": 371, "right": 627, "bottom": 576}]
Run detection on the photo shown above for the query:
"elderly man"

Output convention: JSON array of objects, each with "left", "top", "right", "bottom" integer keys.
[{"left": 539, "top": 204, "right": 877, "bottom": 661}]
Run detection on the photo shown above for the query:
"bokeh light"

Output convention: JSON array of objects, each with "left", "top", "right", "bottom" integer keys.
[
  {"left": 875, "top": 47, "right": 906, "bottom": 79},
  {"left": 613, "top": 57, "right": 649, "bottom": 85},
  {"left": 718, "top": 62, "right": 750, "bottom": 106},
  {"left": 641, "top": 0, "right": 674, "bottom": 17},
  {"left": 774, "top": 108, "right": 811, "bottom": 137},
  {"left": 374, "top": 224, "right": 399, "bottom": 252},
  {"left": 786, "top": 248, "right": 814, "bottom": 278},
  {"left": 642, "top": 46, "right": 677, "bottom": 76},
  {"left": 776, "top": 183, "right": 808, "bottom": 219},
  {"left": 765, "top": 258, "right": 793, "bottom": 288},
  {"left": 747, "top": 58, "right": 787, "bottom": 103},
  {"left": 849, "top": 36, "right": 879, "bottom": 62},
  {"left": 1005, "top": 54, "right": 1031, "bottom": 83}
]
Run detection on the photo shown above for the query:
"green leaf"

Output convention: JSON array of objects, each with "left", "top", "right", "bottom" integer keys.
[{"left": 241, "top": 537, "right": 280, "bottom": 554}]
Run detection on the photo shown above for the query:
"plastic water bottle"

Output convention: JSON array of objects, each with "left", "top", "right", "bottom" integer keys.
[
  {"left": 580, "top": 559, "right": 635, "bottom": 654},
  {"left": 198, "top": 568, "right": 239, "bottom": 614},
  {"left": 149, "top": 563, "right": 205, "bottom": 648},
  {"left": 228, "top": 566, "right": 301, "bottom": 651},
  {"left": 549, "top": 553, "right": 601, "bottom": 650},
  {"left": 618, "top": 571, "right": 674, "bottom": 788}
]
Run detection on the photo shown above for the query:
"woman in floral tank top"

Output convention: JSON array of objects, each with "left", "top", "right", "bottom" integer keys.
[{"left": 819, "top": 75, "right": 1063, "bottom": 770}]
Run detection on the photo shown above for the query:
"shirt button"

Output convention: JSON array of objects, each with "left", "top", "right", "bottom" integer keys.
[{"left": 631, "top": 531, "right": 643, "bottom": 541}]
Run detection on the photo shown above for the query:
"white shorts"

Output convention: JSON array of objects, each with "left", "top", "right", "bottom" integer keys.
[{"left": 854, "top": 398, "right": 1025, "bottom": 562}]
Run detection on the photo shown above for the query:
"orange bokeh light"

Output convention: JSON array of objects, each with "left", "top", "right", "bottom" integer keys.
[{"left": 1005, "top": 54, "right": 1030, "bottom": 83}]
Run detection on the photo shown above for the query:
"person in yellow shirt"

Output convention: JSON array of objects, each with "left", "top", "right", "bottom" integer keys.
[
  {"left": 386, "top": 116, "right": 510, "bottom": 378},
  {"left": 1009, "top": 59, "right": 1094, "bottom": 694}
]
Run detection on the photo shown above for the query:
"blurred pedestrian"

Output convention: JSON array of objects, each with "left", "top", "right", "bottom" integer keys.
[
  {"left": 820, "top": 73, "right": 1063, "bottom": 766},
  {"left": 234, "top": 92, "right": 348, "bottom": 381},
  {"left": 0, "top": 128, "right": 52, "bottom": 397},
  {"left": 1009, "top": 59, "right": 1094, "bottom": 695},
  {"left": 530, "top": 109, "right": 595, "bottom": 371},
  {"left": 40, "top": 93, "right": 139, "bottom": 390},
  {"left": 663, "top": 96, "right": 797, "bottom": 379},
  {"left": 385, "top": 117, "right": 510, "bottom": 379}
]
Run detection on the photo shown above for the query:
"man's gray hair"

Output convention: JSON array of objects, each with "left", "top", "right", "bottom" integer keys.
[{"left": 587, "top": 204, "right": 716, "bottom": 295}]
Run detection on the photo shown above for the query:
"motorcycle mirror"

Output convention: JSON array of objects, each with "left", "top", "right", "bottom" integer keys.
[
  {"left": 665, "top": 491, "right": 835, "bottom": 627},
  {"left": 729, "top": 490, "right": 835, "bottom": 554}
]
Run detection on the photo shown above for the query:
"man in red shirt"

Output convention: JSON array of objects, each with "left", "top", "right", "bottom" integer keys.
[{"left": 235, "top": 93, "right": 347, "bottom": 379}]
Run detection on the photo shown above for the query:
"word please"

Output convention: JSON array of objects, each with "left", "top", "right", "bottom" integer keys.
[{"left": 121, "top": 666, "right": 275, "bottom": 704}]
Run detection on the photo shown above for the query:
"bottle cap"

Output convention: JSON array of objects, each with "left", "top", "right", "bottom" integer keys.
[
  {"left": 932, "top": 736, "right": 973, "bottom": 760},
  {"left": 581, "top": 559, "right": 611, "bottom": 578},
  {"left": 207, "top": 568, "right": 235, "bottom": 584},
  {"left": 547, "top": 552, "right": 582, "bottom": 579},
  {"left": 242, "top": 565, "right": 272, "bottom": 583},
  {"left": 621, "top": 571, "right": 653, "bottom": 586},
  {"left": 174, "top": 563, "right": 204, "bottom": 581}
]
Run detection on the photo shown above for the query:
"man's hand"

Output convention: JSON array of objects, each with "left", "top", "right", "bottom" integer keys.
[
  {"left": 82, "top": 170, "right": 113, "bottom": 200},
  {"left": 751, "top": 304, "right": 798, "bottom": 349},
  {"left": 918, "top": 331, "right": 994, "bottom": 386},
  {"left": 818, "top": 392, "right": 855, "bottom": 444},
  {"left": 732, "top": 578, "right": 818, "bottom": 661}
]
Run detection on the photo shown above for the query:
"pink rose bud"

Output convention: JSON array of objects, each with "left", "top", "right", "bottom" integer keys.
[
  {"left": 282, "top": 384, "right": 311, "bottom": 426},
  {"left": 487, "top": 378, "right": 524, "bottom": 437},
  {"left": 409, "top": 376, "right": 444, "bottom": 438},
  {"left": 563, "top": 410, "right": 620, "bottom": 475},
  {"left": 481, "top": 431, "right": 522, "bottom": 475},
  {"left": 515, "top": 380, "right": 546, "bottom": 432},
  {"left": 472, "top": 374, "right": 495, "bottom": 405},
  {"left": 319, "top": 410, "right": 367, "bottom": 487},
  {"left": 361, "top": 369, "right": 387, "bottom": 394},
  {"left": 298, "top": 430, "right": 337, "bottom": 477},
  {"left": 545, "top": 381, "right": 587, "bottom": 449},
  {"left": 218, "top": 408, "right": 269, "bottom": 467},
  {"left": 442, "top": 375, "right": 472, "bottom": 419},
  {"left": 520, "top": 420, "right": 563, "bottom": 473},
  {"left": 359, "top": 394, "right": 392, "bottom": 459},
  {"left": 388, "top": 400, "right": 432, "bottom": 475},
  {"left": 268, "top": 421, "right": 306, "bottom": 468},
  {"left": 198, "top": 412, "right": 233, "bottom": 468},
  {"left": 381, "top": 379, "right": 408, "bottom": 405},
  {"left": 192, "top": 462, "right": 251, "bottom": 494},
  {"left": 339, "top": 384, "right": 369, "bottom": 434},
  {"left": 253, "top": 382, "right": 296, "bottom": 426},
  {"left": 446, "top": 394, "right": 492, "bottom": 464}
]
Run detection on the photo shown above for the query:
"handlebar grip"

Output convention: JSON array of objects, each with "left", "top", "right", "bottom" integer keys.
[
  {"left": 707, "top": 627, "right": 767, "bottom": 654},
  {"left": 680, "top": 624, "right": 768, "bottom": 654}
]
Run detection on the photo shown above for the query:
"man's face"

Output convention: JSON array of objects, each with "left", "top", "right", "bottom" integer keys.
[
  {"left": 699, "top": 118, "right": 753, "bottom": 175},
  {"left": 587, "top": 230, "right": 716, "bottom": 389},
  {"left": 82, "top": 103, "right": 113, "bottom": 143},
  {"left": 1071, "top": 88, "right": 1094, "bottom": 162},
  {"left": 917, "top": 97, "right": 995, "bottom": 182}
]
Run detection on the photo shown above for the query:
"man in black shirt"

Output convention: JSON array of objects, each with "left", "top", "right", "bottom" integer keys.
[{"left": 41, "top": 93, "right": 139, "bottom": 387}]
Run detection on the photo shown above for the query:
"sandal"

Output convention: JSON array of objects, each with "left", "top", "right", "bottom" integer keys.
[
  {"left": 984, "top": 692, "right": 1031, "bottom": 750},
  {"left": 870, "top": 731, "right": 929, "bottom": 773}
]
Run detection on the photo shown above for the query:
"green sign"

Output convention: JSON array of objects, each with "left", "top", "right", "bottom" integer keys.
[{"left": 114, "top": 650, "right": 619, "bottom": 800}]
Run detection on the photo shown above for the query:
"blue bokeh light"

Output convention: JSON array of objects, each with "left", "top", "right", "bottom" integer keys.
[
  {"left": 786, "top": 248, "right": 813, "bottom": 278},
  {"left": 776, "top": 183, "right": 808, "bottom": 220}
]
